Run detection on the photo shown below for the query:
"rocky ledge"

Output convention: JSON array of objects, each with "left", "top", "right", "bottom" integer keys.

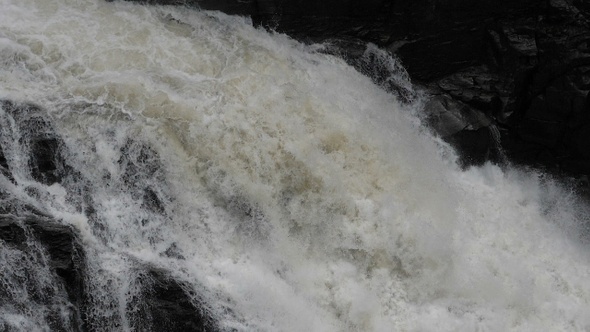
[{"left": 0, "top": 101, "right": 216, "bottom": 331}]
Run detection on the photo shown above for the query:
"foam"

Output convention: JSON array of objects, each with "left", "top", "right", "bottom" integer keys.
[{"left": 1, "top": 0, "right": 589, "bottom": 330}]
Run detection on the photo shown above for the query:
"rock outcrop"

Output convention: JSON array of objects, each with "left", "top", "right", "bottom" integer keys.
[
  {"left": 129, "top": 269, "right": 216, "bottom": 332},
  {"left": 0, "top": 212, "right": 87, "bottom": 331},
  {"left": 0, "top": 101, "right": 217, "bottom": 331}
]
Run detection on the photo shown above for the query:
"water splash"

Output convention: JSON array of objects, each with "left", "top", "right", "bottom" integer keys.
[{"left": 0, "top": 0, "right": 589, "bottom": 331}]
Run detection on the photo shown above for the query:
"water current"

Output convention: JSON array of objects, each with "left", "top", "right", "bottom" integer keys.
[{"left": 1, "top": 0, "right": 590, "bottom": 330}]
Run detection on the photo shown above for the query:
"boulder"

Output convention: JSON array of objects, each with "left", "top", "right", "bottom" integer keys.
[
  {"left": 0, "top": 100, "right": 68, "bottom": 185},
  {"left": 0, "top": 213, "right": 86, "bottom": 331},
  {"left": 0, "top": 100, "right": 219, "bottom": 331},
  {"left": 129, "top": 269, "right": 217, "bottom": 332}
]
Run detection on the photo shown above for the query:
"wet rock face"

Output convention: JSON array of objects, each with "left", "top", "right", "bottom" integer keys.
[
  {"left": 0, "top": 101, "right": 218, "bottom": 331},
  {"left": 0, "top": 100, "right": 69, "bottom": 185},
  {"left": 0, "top": 102, "right": 85, "bottom": 330},
  {"left": 493, "top": 11, "right": 590, "bottom": 175},
  {"left": 1, "top": 213, "right": 216, "bottom": 331},
  {"left": 130, "top": 270, "right": 217, "bottom": 332},
  {"left": 0, "top": 213, "right": 86, "bottom": 331}
]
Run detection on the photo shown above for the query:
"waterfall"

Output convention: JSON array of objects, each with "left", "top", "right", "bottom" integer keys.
[{"left": 1, "top": 0, "right": 590, "bottom": 331}]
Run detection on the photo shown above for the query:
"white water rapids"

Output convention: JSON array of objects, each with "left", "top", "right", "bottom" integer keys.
[{"left": 1, "top": 0, "right": 590, "bottom": 330}]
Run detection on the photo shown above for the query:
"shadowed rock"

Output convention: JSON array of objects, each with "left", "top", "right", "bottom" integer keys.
[
  {"left": 125, "top": 268, "right": 217, "bottom": 332},
  {"left": 0, "top": 100, "right": 68, "bottom": 185},
  {"left": 0, "top": 214, "right": 86, "bottom": 331},
  {"left": 0, "top": 100, "right": 220, "bottom": 331}
]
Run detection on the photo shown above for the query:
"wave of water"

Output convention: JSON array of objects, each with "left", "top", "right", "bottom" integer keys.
[{"left": 1, "top": 0, "right": 590, "bottom": 331}]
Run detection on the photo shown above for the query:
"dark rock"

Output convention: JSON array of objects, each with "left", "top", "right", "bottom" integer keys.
[
  {"left": 142, "top": 187, "right": 165, "bottom": 214},
  {"left": 118, "top": 140, "right": 170, "bottom": 218},
  {"left": 130, "top": 269, "right": 216, "bottom": 332},
  {"left": 0, "top": 216, "right": 27, "bottom": 246},
  {"left": 0, "top": 100, "right": 68, "bottom": 185},
  {"left": 447, "top": 125, "right": 504, "bottom": 167},
  {"left": 29, "top": 138, "right": 63, "bottom": 185},
  {"left": 0, "top": 214, "right": 86, "bottom": 331},
  {"left": 0, "top": 144, "right": 13, "bottom": 182},
  {"left": 435, "top": 67, "right": 505, "bottom": 116},
  {"left": 163, "top": 242, "right": 185, "bottom": 260},
  {"left": 0, "top": 100, "right": 220, "bottom": 331},
  {"left": 423, "top": 94, "right": 491, "bottom": 137},
  {"left": 25, "top": 216, "right": 86, "bottom": 301}
]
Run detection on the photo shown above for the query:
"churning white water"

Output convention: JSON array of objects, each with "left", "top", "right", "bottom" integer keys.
[{"left": 1, "top": 0, "right": 590, "bottom": 330}]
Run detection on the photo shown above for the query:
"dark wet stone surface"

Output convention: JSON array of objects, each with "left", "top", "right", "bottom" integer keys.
[
  {"left": 0, "top": 101, "right": 219, "bottom": 331},
  {"left": 131, "top": 269, "right": 217, "bottom": 332},
  {"left": 0, "top": 214, "right": 86, "bottom": 331}
]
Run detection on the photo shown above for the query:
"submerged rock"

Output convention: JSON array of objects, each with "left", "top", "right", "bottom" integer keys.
[
  {"left": 0, "top": 213, "right": 86, "bottom": 331},
  {"left": 0, "top": 100, "right": 68, "bottom": 185},
  {"left": 1, "top": 211, "right": 218, "bottom": 331},
  {"left": 130, "top": 269, "right": 217, "bottom": 332},
  {"left": 0, "top": 101, "right": 220, "bottom": 331}
]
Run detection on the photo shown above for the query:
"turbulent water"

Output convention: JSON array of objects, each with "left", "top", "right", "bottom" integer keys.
[{"left": 1, "top": 0, "right": 590, "bottom": 331}]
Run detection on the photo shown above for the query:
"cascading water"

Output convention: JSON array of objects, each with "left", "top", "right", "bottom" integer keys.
[{"left": 1, "top": 0, "right": 590, "bottom": 331}]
